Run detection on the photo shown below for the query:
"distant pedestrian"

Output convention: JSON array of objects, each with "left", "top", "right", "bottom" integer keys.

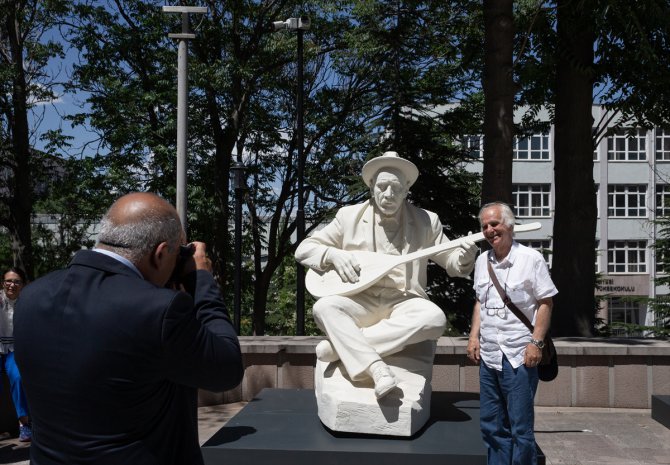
[{"left": 0, "top": 267, "right": 31, "bottom": 442}]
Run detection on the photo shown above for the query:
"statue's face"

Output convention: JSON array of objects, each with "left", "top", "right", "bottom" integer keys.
[{"left": 372, "top": 169, "right": 408, "bottom": 216}]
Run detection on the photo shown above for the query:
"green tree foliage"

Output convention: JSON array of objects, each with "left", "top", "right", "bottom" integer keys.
[
  {"left": 0, "top": 0, "right": 69, "bottom": 277},
  {"left": 510, "top": 0, "right": 670, "bottom": 336},
  {"left": 646, "top": 217, "right": 670, "bottom": 337},
  {"left": 593, "top": 0, "right": 670, "bottom": 131},
  {"left": 264, "top": 255, "right": 321, "bottom": 336},
  {"left": 333, "top": 0, "right": 484, "bottom": 332},
  {"left": 32, "top": 156, "right": 112, "bottom": 275},
  {"left": 60, "top": 0, "right": 487, "bottom": 335},
  {"left": 63, "top": 0, "right": 383, "bottom": 334},
  {"left": 15, "top": 0, "right": 668, "bottom": 338}
]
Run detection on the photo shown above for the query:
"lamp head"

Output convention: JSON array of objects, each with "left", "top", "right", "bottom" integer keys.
[{"left": 272, "top": 17, "right": 310, "bottom": 31}]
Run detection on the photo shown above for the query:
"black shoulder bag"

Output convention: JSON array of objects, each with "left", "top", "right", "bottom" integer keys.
[{"left": 486, "top": 261, "right": 558, "bottom": 382}]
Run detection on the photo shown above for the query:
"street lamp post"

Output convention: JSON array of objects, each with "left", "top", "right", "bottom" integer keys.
[
  {"left": 231, "top": 161, "right": 246, "bottom": 335},
  {"left": 273, "top": 16, "right": 310, "bottom": 335},
  {"left": 162, "top": 5, "right": 207, "bottom": 232}
]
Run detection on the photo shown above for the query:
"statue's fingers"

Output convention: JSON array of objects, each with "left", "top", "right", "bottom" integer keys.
[{"left": 346, "top": 264, "right": 360, "bottom": 283}]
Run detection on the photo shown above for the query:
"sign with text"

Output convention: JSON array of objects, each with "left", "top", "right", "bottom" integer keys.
[{"left": 596, "top": 275, "right": 649, "bottom": 296}]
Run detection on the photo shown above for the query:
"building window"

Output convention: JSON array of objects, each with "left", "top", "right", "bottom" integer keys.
[
  {"left": 607, "top": 185, "right": 647, "bottom": 217},
  {"left": 656, "top": 248, "right": 669, "bottom": 275},
  {"left": 517, "top": 240, "right": 551, "bottom": 266},
  {"left": 514, "top": 133, "right": 550, "bottom": 160},
  {"left": 608, "top": 297, "right": 643, "bottom": 337},
  {"left": 607, "top": 240, "right": 647, "bottom": 273},
  {"left": 657, "top": 184, "right": 670, "bottom": 217},
  {"left": 463, "top": 135, "right": 483, "bottom": 159},
  {"left": 607, "top": 129, "right": 647, "bottom": 161},
  {"left": 512, "top": 184, "right": 551, "bottom": 217},
  {"left": 656, "top": 128, "right": 670, "bottom": 161}
]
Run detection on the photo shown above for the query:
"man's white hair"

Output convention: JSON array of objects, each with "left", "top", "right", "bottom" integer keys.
[{"left": 479, "top": 202, "right": 516, "bottom": 229}]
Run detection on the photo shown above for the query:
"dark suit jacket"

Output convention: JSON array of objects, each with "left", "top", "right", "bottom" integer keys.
[{"left": 14, "top": 250, "right": 243, "bottom": 465}]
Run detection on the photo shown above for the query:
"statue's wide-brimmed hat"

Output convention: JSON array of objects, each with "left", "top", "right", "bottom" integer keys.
[{"left": 361, "top": 151, "right": 419, "bottom": 188}]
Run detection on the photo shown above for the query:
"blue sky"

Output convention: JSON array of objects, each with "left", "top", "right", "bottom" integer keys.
[{"left": 28, "top": 23, "right": 98, "bottom": 158}]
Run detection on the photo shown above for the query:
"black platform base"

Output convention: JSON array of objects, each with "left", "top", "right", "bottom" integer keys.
[
  {"left": 201, "top": 388, "right": 545, "bottom": 465},
  {"left": 652, "top": 395, "right": 670, "bottom": 429}
]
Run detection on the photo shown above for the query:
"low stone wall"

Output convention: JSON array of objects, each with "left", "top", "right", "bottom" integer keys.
[{"left": 198, "top": 336, "right": 670, "bottom": 409}]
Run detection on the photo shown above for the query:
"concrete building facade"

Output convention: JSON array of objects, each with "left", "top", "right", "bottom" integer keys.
[{"left": 462, "top": 105, "right": 670, "bottom": 335}]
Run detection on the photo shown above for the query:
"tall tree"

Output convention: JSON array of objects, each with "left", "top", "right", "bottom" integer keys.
[
  {"left": 0, "top": 0, "right": 67, "bottom": 277},
  {"left": 333, "top": 0, "right": 484, "bottom": 331},
  {"left": 512, "top": 0, "right": 670, "bottom": 336},
  {"left": 481, "top": 0, "right": 514, "bottom": 206},
  {"left": 552, "top": 0, "right": 670, "bottom": 336},
  {"left": 647, "top": 216, "right": 670, "bottom": 337},
  {"left": 551, "top": 0, "right": 598, "bottom": 336},
  {"left": 66, "top": 0, "right": 382, "bottom": 334}
]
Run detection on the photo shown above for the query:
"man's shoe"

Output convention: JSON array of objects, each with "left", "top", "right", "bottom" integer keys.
[
  {"left": 369, "top": 362, "right": 397, "bottom": 399},
  {"left": 18, "top": 424, "right": 31, "bottom": 442},
  {"left": 315, "top": 340, "right": 340, "bottom": 363}
]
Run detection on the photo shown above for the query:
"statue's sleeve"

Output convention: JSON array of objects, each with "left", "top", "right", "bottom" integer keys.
[
  {"left": 295, "top": 213, "right": 344, "bottom": 272},
  {"left": 429, "top": 214, "right": 473, "bottom": 278}
]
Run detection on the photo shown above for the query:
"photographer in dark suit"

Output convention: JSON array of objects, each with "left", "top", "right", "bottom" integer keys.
[{"left": 14, "top": 192, "right": 243, "bottom": 465}]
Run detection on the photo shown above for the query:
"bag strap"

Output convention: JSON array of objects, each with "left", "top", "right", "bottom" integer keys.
[{"left": 486, "top": 259, "right": 535, "bottom": 333}]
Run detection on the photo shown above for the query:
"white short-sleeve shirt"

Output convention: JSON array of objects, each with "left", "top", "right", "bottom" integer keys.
[{"left": 473, "top": 241, "right": 558, "bottom": 371}]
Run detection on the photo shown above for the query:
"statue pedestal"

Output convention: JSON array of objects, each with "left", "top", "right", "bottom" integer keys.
[
  {"left": 315, "top": 340, "right": 436, "bottom": 436},
  {"left": 652, "top": 395, "right": 670, "bottom": 429},
  {"left": 201, "top": 388, "right": 547, "bottom": 465}
]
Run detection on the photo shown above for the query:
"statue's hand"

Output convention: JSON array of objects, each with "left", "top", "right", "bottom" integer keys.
[
  {"left": 325, "top": 248, "right": 361, "bottom": 283},
  {"left": 457, "top": 234, "right": 478, "bottom": 268}
]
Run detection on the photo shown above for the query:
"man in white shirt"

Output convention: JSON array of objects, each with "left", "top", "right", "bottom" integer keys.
[{"left": 467, "top": 201, "right": 558, "bottom": 465}]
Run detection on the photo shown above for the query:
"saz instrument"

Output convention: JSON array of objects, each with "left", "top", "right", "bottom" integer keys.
[{"left": 304, "top": 222, "right": 541, "bottom": 298}]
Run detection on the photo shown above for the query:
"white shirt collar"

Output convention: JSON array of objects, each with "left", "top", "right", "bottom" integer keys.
[
  {"left": 92, "top": 248, "right": 144, "bottom": 279},
  {"left": 488, "top": 241, "right": 518, "bottom": 267}
]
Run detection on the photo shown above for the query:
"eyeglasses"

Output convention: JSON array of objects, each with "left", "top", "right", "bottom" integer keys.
[
  {"left": 484, "top": 283, "right": 507, "bottom": 318},
  {"left": 3, "top": 279, "right": 23, "bottom": 286}
]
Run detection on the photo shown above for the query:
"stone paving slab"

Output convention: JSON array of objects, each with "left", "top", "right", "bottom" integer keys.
[
  {"left": 0, "top": 402, "right": 668, "bottom": 465},
  {"left": 535, "top": 407, "right": 670, "bottom": 465}
]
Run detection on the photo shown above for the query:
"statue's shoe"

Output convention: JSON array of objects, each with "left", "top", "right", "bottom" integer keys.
[
  {"left": 369, "top": 362, "right": 398, "bottom": 399},
  {"left": 315, "top": 340, "right": 340, "bottom": 363}
]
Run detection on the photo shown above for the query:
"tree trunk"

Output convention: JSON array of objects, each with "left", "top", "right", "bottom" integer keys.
[
  {"left": 481, "top": 0, "right": 514, "bottom": 206},
  {"left": 551, "top": 0, "right": 597, "bottom": 336},
  {"left": 6, "top": 3, "right": 34, "bottom": 277}
]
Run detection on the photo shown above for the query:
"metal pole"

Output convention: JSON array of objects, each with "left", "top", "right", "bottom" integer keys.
[
  {"left": 233, "top": 162, "right": 245, "bottom": 335},
  {"left": 175, "top": 13, "right": 189, "bottom": 232},
  {"left": 163, "top": 5, "right": 207, "bottom": 230},
  {"left": 296, "top": 28, "right": 305, "bottom": 336},
  {"left": 272, "top": 17, "right": 310, "bottom": 335}
]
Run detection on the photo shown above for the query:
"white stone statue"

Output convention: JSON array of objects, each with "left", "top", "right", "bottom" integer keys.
[{"left": 295, "top": 151, "right": 478, "bottom": 436}]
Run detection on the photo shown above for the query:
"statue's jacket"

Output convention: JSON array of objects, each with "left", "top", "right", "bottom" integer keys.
[{"left": 295, "top": 200, "right": 472, "bottom": 300}]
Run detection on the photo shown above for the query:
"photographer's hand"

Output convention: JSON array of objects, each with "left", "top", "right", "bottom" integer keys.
[
  {"left": 191, "top": 242, "right": 212, "bottom": 272},
  {"left": 175, "top": 242, "right": 212, "bottom": 295},
  {"left": 181, "top": 242, "right": 212, "bottom": 275}
]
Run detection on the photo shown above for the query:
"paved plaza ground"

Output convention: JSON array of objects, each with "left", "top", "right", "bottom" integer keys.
[{"left": 0, "top": 402, "right": 668, "bottom": 465}]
